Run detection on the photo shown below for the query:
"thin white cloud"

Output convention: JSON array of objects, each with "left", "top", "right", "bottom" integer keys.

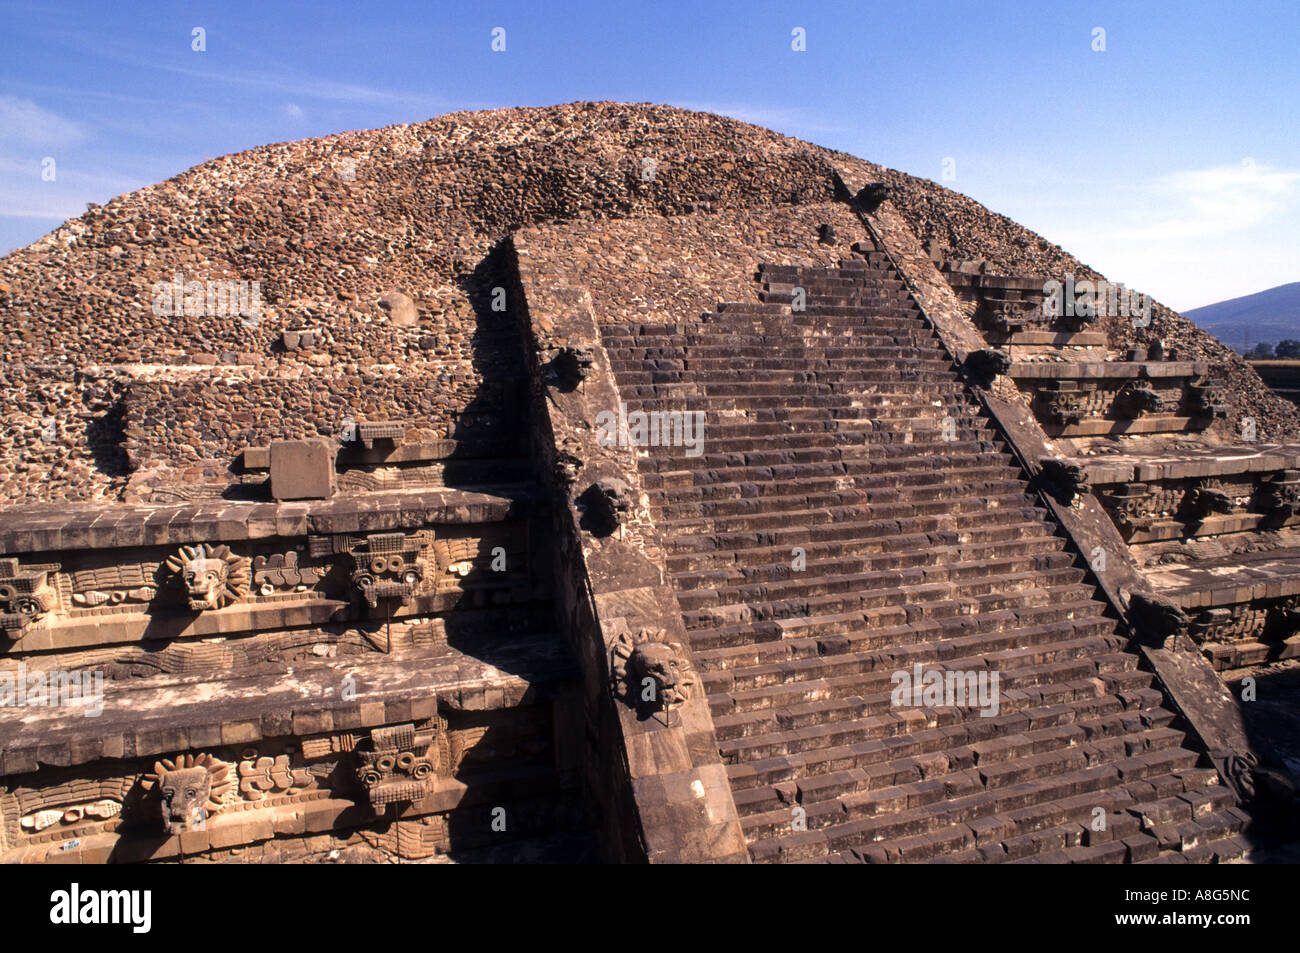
[
  {"left": 0, "top": 95, "right": 86, "bottom": 146},
  {"left": 285, "top": 103, "right": 305, "bottom": 118},
  {"left": 1028, "top": 160, "right": 1300, "bottom": 311},
  {"left": 1114, "top": 160, "right": 1300, "bottom": 242}
]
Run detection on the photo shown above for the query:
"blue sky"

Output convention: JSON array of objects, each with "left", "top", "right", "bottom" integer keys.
[{"left": 1, "top": 0, "right": 1296, "bottom": 311}]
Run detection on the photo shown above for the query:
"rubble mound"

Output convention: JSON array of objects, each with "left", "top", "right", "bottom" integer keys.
[{"left": 0, "top": 101, "right": 1292, "bottom": 504}]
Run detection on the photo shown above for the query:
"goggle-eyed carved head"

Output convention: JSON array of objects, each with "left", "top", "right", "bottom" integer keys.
[{"left": 353, "top": 722, "right": 439, "bottom": 806}]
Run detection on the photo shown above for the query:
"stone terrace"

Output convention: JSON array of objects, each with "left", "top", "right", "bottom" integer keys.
[
  {"left": 3, "top": 102, "right": 1297, "bottom": 864},
  {"left": 514, "top": 210, "right": 1255, "bottom": 863}
]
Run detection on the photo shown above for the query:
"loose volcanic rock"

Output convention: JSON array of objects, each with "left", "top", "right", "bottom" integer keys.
[
  {"left": 377, "top": 291, "right": 419, "bottom": 327},
  {"left": 1, "top": 101, "right": 1294, "bottom": 504}
]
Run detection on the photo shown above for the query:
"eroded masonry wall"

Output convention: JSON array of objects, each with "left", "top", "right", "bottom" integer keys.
[{"left": 0, "top": 103, "right": 836, "bottom": 505}]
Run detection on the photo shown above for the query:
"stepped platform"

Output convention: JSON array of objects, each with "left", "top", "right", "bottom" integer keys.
[
  {"left": 595, "top": 249, "right": 1244, "bottom": 863},
  {"left": 1058, "top": 446, "right": 1300, "bottom": 672}
]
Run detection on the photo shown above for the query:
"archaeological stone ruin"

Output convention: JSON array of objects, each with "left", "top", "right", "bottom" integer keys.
[{"left": 0, "top": 102, "right": 1297, "bottom": 863}]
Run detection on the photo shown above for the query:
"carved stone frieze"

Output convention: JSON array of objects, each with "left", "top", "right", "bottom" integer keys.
[
  {"left": 1099, "top": 482, "right": 1157, "bottom": 535},
  {"left": 252, "top": 550, "right": 326, "bottom": 595}
]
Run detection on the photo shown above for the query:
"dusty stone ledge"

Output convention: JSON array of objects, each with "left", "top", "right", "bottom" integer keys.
[
  {"left": 0, "top": 486, "right": 539, "bottom": 555},
  {"left": 0, "top": 638, "right": 574, "bottom": 776}
]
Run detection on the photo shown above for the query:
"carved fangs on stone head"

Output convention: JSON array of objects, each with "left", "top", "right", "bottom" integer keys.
[
  {"left": 352, "top": 722, "right": 446, "bottom": 809},
  {"left": 610, "top": 627, "right": 695, "bottom": 724},
  {"left": 141, "top": 753, "right": 232, "bottom": 834},
  {"left": 164, "top": 543, "right": 249, "bottom": 610}
]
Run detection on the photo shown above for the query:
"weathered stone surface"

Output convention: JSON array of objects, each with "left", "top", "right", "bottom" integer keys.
[
  {"left": 376, "top": 291, "right": 419, "bottom": 327},
  {"left": 270, "top": 438, "right": 336, "bottom": 500},
  {"left": 1, "top": 101, "right": 1293, "bottom": 866}
]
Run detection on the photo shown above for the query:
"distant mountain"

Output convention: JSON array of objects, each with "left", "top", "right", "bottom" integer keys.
[{"left": 1184, "top": 282, "right": 1300, "bottom": 349}]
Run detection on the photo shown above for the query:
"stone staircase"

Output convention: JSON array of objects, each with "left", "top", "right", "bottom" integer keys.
[{"left": 597, "top": 251, "right": 1248, "bottom": 863}]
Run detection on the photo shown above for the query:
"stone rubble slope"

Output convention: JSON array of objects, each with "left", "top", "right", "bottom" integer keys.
[{"left": 1, "top": 101, "right": 1293, "bottom": 505}]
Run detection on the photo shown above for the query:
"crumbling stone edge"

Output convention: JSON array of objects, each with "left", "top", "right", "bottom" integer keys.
[{"left": 506, "top": 234, "right": 750, "bottom": 863}]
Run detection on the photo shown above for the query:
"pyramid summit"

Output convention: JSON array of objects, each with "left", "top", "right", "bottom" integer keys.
[{"left": 0, "top": 101, "right": 1297, "bottom": 865}]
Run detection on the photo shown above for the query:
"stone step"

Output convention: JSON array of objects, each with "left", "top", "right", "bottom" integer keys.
[
  {"left": 726, "top": 693, "right": 1178, "bottom": 794},
  {"left": 652, "top": 463, "right": 1024, "bottom": 503},
  {"left": 690, "top": 598, "right": 1114, "bottom": 655},
  {"left": 672, "top": 548, "right": 1078, "bottom": 595},
  {"left": 618, "top": 380, "right": 971, "bottom": 401},
  {"left": 612, "top": 369, "right": 959, "bottom": 391},
  {"left": 654, "top": 493, "right": 1045, "bottom": 536},
  {"left": 667, "top": 517, "right": 1057, "bottom": 560},
  {"left": 693, "top": 609, "right": 1114, "bottom": 675},
  {"left": 713, "top": 642, "right": 1120, "bottom": 730},
  {"left": 624, "top": 412, "right": 988, "bottom": 442},
  {"left": 682, "top": 576, "right": 1098, "bottom": 637},
  {"left": 759, "top": 275, "right": 903, "bottom": 291},
  {"left": 711, "top": 634, "right": 1120, "bottom": 727},
  {"left": 750, "top": 756, "right": 1204, "bottom": 862},
  {"left": 636, "top": 444, "right": 1015, "bottom": 477},
  {"left": 665, "top": 519, "right": 1065, "bottom": 574},
  {"left": 655, "top": 482, "right": 1039, "bottom": 527},
  {"left": 604, "top": 332, "right": 940, "bottom": 351},
  {"left": 646, "top": 459, "right": 1021, "bottom": 494},
  {"left": 676, "top": 561, "right": 1089, "bottom": 617},
  {"left": 737, "top": 721, "right": 1192, "bottom": 835},
  {"left": 606, "top": 347, "right": 948, "bottom": 369}
]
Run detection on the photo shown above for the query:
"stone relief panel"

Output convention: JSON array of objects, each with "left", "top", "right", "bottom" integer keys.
[
  {"left": 69, "top": 560, "right": 159, "bottom": 608},
  {"left": 1, "top": 519, "right": 533, "bottom": 649}
]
